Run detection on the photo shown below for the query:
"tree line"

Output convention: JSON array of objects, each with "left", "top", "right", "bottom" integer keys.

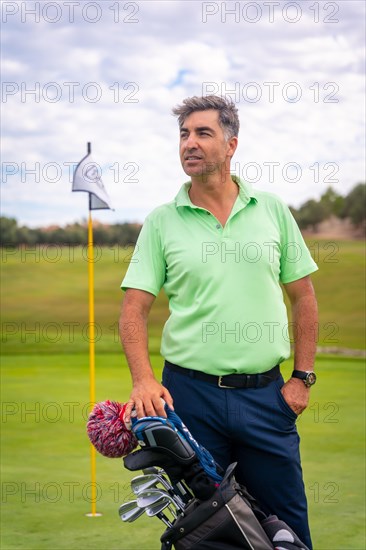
[
  {"left": 290, "top": 183, "right": 365, "bottom": 231},
  {"left": 0, "top": 219, "right": 142, "bottom": 247},
  {"left": 1, "top": 183, "right": 364, "bottom": 246}
]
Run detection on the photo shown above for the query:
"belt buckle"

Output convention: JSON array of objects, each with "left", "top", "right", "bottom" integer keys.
[{"left": 218, "top": 376, "right": 235, "bottom": 389}]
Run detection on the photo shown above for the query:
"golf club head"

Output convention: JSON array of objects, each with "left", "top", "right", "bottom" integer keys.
[
  {"left": 146, "top": 496, "right": 177, "bottom": 519},
  {"left": 137, "top": 488, "right": 183, "bottom": 517},
  {"left": 118, "top": 499, "right": 146, "bottom": 522},
  {"left": 137, "top": 488, "right": 169, "bottom": 509},
  {"left": 132, "top": 473, "right": 186, "bottom": 511},
  {"left": 138, "top": 470, "right": 174, "bottom": 491},
  {"left": 146, "top": 499, "right": 174, "bottom": 528},
  {"left": 131, "top": 473, "right": 161, "bottom": 495},
  {"left": 142, "top": 466, "right": 193, "bottom": 505},
  {"left": 143, "top": 466, "right": 160, "bottom": 475}
]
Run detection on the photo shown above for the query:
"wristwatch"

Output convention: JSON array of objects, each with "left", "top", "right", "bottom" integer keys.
[{"left": 291, "top": 370, "right": 317, "bottom": 388}]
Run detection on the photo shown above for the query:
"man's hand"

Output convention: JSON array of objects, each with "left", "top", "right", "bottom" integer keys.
[
  {"left": 124, "top": 376, "right": 174, "bottom": 423},
  {"left": 281, "top": 377, "right": 310, "bottom": 416}
]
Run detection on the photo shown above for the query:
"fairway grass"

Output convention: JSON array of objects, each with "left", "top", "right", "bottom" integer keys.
[
  {"left": 1, "top": 240, "right": 365, "bottom": 548},
  {"left": 1, "top": 240, "right": 365, "bottom": 355},
  {"left": 1, "top": 354, "right": 365, "bottom": 550}
]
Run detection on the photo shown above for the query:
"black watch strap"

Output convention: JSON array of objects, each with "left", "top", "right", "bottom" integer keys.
[{"left": 291, "top": 370, "right": 317, "bottom": 387}]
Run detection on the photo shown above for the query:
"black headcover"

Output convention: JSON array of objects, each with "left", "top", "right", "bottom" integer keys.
[{"left": 123, "top": 447, "right": 218, "bottom": 500}]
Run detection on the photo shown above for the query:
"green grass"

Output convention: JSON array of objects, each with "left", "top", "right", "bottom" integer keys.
[
  {"left": 0, "top": 353, "right": 163, "bottom": 550},
  {"left": 1, "top": 240, "right": 365, "bottom": 548},
  {"left": 1, "top": 240, "right": 365, "bottom": 354},
  {"left": 306, "top": 239, "right": 365, "bottom": 350},
  {"left": 1, "top": 354, "right": 365, "bottom": 550}
]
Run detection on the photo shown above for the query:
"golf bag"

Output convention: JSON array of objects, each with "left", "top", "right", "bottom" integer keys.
[
  {"left": 160, "top": 462, "right": 274, "bottom": 550},
  {"left": 124, "top": 408, "right": 310, "bottom": 550}
]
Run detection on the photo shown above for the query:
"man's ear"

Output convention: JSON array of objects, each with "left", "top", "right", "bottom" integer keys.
[{"left": 227, "top": 136, "right": 238, "bottom": 158}]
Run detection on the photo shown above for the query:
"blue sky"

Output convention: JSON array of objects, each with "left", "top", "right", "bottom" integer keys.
[{"left": 1, "top": 0, "right": 365, "bottom": 227}]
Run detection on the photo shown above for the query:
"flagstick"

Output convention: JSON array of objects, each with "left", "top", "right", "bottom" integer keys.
[
  {"left": 73, "top": 141, "right": 110, "bottom": 518},
  {"left": 86, "top": 148, "right": 101, "bottom": 517}
]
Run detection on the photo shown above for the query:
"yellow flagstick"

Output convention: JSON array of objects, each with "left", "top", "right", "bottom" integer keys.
[
  {"left": 73, "top": 141, "right": 111, "bottom": 517},
  {"left": 85, "top": 144, "right": 102, "bottom": 517}
]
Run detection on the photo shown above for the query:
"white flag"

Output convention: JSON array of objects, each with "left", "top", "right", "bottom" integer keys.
[{"left": 72, "top": 153, "right": 113, "bottom": 210}]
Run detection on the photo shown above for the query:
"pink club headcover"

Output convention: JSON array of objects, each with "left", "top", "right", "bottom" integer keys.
[{"left": 87, "top": 400, "right": 138, "bottom": 458}]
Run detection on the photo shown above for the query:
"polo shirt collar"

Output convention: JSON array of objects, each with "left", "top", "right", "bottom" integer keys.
[{"left": 175, "top": 176, "right": 257, "bottom": 210}]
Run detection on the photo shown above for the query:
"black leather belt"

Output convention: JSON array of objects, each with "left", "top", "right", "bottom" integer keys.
[{"left": 164, "top": 361, "right": 280, "bottom": 389}]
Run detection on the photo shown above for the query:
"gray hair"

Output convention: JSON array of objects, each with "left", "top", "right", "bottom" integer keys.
[{"left": 172, "top": 95, "right": 239, "bottom": 140}]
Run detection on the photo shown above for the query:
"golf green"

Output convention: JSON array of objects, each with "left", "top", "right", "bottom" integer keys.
[{"left": 1, "top": 354, "right": 365, "bottom": 549}]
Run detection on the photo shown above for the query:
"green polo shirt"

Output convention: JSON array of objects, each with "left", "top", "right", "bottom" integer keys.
[{"left": 121, "top": 177, "right": 318, "bottom": 375}]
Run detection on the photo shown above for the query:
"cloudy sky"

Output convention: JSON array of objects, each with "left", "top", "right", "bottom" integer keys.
[{"left": 1, "top": 0, "right": 365, "bottom": 227}]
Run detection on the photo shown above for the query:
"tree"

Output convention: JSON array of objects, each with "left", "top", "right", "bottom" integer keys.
[
  {"left": 295, "top": 200, "right": 328, "bottom": 231},
  {"left": 340, "top": 183, "right": 366, "bottom": 226},
  {"left": 0, "top": 217, "right": 19, "bottom": 245},
  {"left": 319, "top": 187, "right": 344, "bottom": 217}
]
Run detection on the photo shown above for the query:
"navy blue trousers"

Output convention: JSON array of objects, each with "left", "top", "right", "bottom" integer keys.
[{"left": 162, "top": 366, "right": 312, "bottom": 550}]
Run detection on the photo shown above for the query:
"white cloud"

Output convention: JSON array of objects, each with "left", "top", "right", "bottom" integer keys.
[{"left": 1, "top": 0, "right": 365, "bottom": 226}]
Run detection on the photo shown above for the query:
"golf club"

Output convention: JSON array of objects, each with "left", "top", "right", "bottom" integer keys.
[
  {"left": 118, "top": 499, "right": 146, "bottom": 522},
  {"left": 136, "top": 470, "right": 176, "bottom": 494},
  {"left": 137, "top": 489, "right": 182, "bottom": 515},
  {"left": 133, "top": 472, "right": 186, "bottom": 512},
  {"left": 143, "top": 466, "right": 193, "bottom": 505},
  {"left": 131, "top": 473, "right": 162, "bottom": 495},
  {"left": 146, "top": 498, "right": 175, "bottom": 527},
  {"left": 146, "top": 496, "right": 177, "bottom": 519}
]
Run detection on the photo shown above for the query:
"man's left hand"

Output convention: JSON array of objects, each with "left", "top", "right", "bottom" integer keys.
[{"left": 281, "top": 377, "right": 310, "bottom": 416}]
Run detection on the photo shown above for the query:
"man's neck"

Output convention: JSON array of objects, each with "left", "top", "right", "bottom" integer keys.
[
  {"left": 188, "top": 173, "right": 239, "bottom": 210},
  {"left": 188, "top": 172, "right": 239, "bottom": 227}
]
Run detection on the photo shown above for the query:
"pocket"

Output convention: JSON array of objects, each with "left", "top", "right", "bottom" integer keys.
[{"left": 274, "top": 377, "right": 298, "bottom": 420}]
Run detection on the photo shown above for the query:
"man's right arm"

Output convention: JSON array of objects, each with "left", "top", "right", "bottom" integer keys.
[{"left": 119, "top": 288, "right": 174, "bottom": 421}]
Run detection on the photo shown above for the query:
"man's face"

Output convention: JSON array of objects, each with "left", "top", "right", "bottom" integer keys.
[{"left": 179, "top": 110, "right": 237, "bottom": 179}]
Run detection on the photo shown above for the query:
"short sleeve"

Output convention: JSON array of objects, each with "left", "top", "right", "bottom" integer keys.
[
  {"left": 278, "top": 203, "right": 318, "bottom": 284},
  {"left": 121, "top": 214, "right": 166, "bottom": 296}
]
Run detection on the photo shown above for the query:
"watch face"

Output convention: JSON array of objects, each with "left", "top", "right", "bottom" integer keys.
[{"left": 306, "top": 372, "right": 317, "bottom": 386}]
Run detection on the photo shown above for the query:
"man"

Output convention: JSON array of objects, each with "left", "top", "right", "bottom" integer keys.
[{"left": 120, "top": 95, "right": 318, "bottom": 548}]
